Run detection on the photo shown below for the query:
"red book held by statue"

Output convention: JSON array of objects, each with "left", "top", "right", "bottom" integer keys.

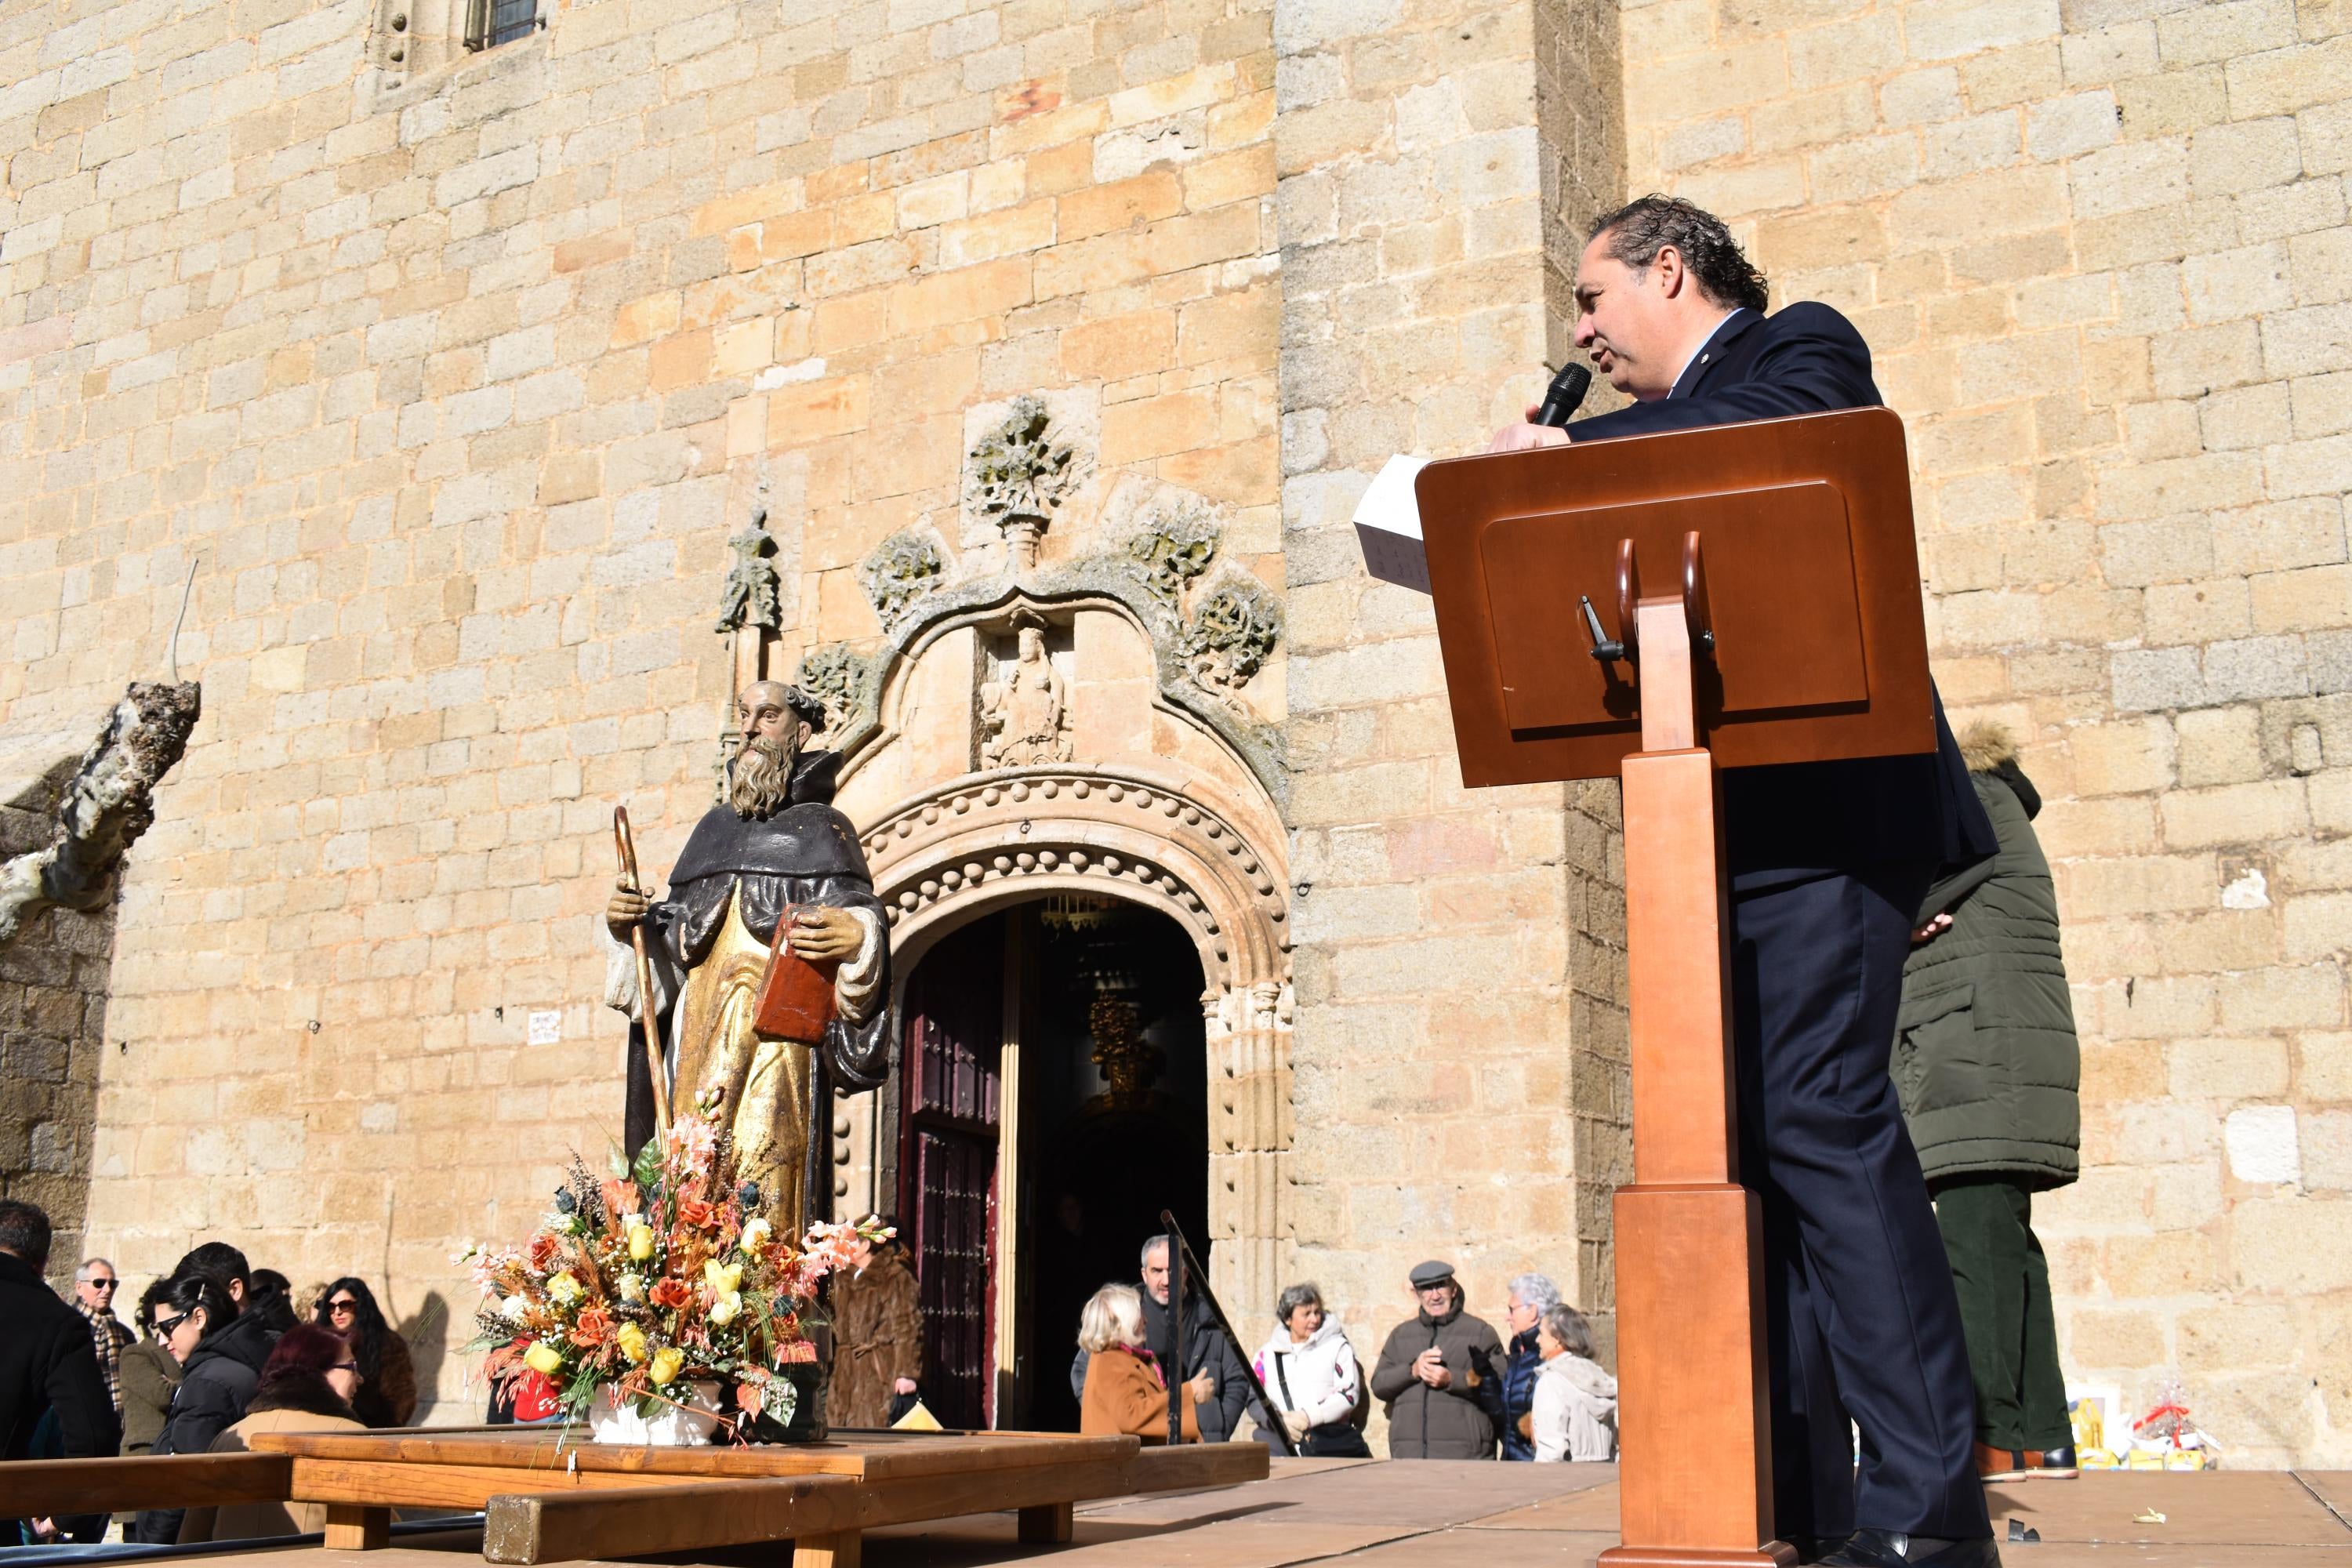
[{"left": 753, "top": 906, "right": 839, "bottom": 1044}]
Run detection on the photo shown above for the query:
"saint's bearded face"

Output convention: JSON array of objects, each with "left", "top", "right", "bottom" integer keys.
[{"left": 729, "top": 686, "right": 803, "bottom": 819}]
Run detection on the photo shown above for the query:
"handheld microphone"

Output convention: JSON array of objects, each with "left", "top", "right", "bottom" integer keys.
[{"left": 1534, "top": 361, "right": 1592, "bottom": 428}]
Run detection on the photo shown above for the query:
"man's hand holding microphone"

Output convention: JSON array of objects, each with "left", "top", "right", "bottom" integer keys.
[{"left": 1486, "top": 361, "right": 1592, "bottom": 453}]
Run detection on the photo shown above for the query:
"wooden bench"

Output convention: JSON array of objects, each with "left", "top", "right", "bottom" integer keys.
[{"left": 0, "top": 1430, "right": 1269, "bottom": 1566}]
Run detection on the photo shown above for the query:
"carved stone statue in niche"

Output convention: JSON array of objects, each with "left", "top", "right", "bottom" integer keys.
[{"left": 978, "top": 611, "right": 1072, "bottom": 768}]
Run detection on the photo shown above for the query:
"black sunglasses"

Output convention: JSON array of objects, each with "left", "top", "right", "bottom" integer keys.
[
  {"left": 154, "top": 1312, "right": 192, "bottom": 1337},
  {"left": 86, "top": 1279, "right": 118, "bottom": 1290}
]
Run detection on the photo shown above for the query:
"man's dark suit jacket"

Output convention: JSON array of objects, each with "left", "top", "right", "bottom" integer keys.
[{"left": 1564, "top": 303, "right": 1995, "bottom": 887}]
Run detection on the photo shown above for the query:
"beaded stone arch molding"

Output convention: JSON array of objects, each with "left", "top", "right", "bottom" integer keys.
[{"left": 856, "top": 764, "right": 1290, "bottom": 994}]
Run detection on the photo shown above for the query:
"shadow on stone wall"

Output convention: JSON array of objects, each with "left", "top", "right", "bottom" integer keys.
[{"left": 0, "top": 754, "right": 112, "bottom": 1279}]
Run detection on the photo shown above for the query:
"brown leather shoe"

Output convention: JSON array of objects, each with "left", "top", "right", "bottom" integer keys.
[{"left": 1975, "top": 1442, "right": 2033, "bottom": 1482}]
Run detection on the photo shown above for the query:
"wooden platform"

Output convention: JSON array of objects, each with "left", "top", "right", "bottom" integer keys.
[{"left": 0, "top": 1429, "right": 1269, "bottom": 1566}]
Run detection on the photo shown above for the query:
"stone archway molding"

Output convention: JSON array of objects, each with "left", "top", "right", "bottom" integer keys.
[{"left": 862, "top": 760, "right": 1295, "bottom": 1322}]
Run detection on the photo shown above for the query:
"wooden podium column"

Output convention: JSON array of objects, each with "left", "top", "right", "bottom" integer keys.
[{"left": 1600, "top": 590, "right": 1793, "bottom": 1568}]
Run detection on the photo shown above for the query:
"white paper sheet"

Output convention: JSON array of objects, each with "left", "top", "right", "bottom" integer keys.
[{"left": 1352, "top": 454, "right": 1432, "bottom": 593}]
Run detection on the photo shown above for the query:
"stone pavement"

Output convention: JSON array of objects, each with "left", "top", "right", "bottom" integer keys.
[{"left": 185, "top": 1457, "right": 2352, "bottom": 1566}]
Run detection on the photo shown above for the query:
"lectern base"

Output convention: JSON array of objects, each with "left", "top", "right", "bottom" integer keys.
[{"left": 1598, "top": 1544, "right": 1801, "bottom": 1567}]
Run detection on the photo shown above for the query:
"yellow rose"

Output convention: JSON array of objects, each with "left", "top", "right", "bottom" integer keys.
[
  {"left": 703, "top": 1259, "right": 742, "bottom": 1294},
  {"left": 648, "top": 1345, "right": 684, "bottom": 1387},
  {"left": 615, "top": 1323, "right": 648, "bottom": 1364},
  {"left": 545, "top": 1271, "right": 582, "bottom": 1305},
  {"left": 522, "top": 1341, "right": 564, "bottom": 1377},
  {"left": 709, "top": 1292, "right": 741, "bottom": 1327},
  {"left": 626, "top": 1225, "right": 655, "bottom": 1261}
]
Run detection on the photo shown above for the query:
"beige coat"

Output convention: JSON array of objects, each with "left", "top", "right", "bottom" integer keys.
[{"left": 178, "top": 1405, "right": 367, "bottom": 1542}]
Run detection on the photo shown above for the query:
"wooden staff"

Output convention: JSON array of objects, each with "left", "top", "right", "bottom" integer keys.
[{"left": 612, "top": 807, "right": 672, "bottom": 1133}]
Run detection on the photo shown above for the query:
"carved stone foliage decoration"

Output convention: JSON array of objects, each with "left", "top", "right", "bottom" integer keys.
[
  {"left": 858, "top": 529, "right": 946, "bottom": 634},
  {"left": 713, "top": 511, "right": 782, "bottom": 634},
  {"left": 967, "top": 395, "right": 1081, "bottom": 571},
  {"left": 978, "top": 610, "right": 1073, "bottom": 769},
  {"left": 1123, "top": 497, "right": 1219, "bottom": 615},
  {"left": 793, "top": 643, "right": 877, "bottom": 737},
  {"left": 1182, "top": 577, "right": 1283, "bottom": 693}
]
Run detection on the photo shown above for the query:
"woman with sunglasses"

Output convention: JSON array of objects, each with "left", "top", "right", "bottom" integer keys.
[
  {"left": 130, "top": 1275, "right": 270, "bottom": 1543},
  {"left": 117, "top": 1279, "right": 183, "bottom": 1456},
  {"left": 176, "top": 1327, "right": 368, "bottom": 1544},
  {"left": 311, "top": 1277, "right": 416, "bottom": 1428}
]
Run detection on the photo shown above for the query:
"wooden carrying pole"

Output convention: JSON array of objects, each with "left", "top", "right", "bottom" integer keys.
[
  {"left": 1412, "top": 408, "right": 1936, "bottom": 1568},
  {"left": 612, "top": 807, "right": 672, "bottom": 1134}
]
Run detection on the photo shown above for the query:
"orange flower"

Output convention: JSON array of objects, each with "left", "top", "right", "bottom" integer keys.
[
  {"left": 677, "top": 1196, "right": 717, "bottom": 1229},
  {"left": 602, "top": 1178, "right": 640, "bottom": 1218},
  {"left": 526, "top": 1233, "right": 560, "bottom": 1272},
  {"left": 571, "top": 1305, "right": 615, "bottom": 1347},
  {"left": 648, "top": 1276, "right": 692, "bottom": 1309}
]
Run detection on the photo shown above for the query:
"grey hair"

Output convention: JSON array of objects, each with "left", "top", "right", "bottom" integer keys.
[
  {"left": 1541, "top": 1302, "right": 1595, "bottom": 1360},
  {"left": 1141, "top": 1234, "right": 1170, "bottom": 1269},
  {"left": 1507, "top": 1272, "right": 1559, "bottom": 1313},
  {"left": 1587, "top": 194, "right": 1770, "bottom": 314},
  {"left": 77, "top": 1258, "right": 115, "bottom": 1282},
  {"left": 1275, "top": 1282, "right": 1323, "bottom": 1326}
]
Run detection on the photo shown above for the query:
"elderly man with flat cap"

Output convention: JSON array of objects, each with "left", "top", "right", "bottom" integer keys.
[
  {"left": 605, "top": 681, "right": 893, "bottom": 1232},
  {"left": 1367, "top": 1261, "right": 1506, "bottom": 1460}
]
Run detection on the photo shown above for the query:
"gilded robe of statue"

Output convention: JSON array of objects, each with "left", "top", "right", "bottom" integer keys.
[{"left": 605, "top": 751, "right": 891, "bottom": 1231}]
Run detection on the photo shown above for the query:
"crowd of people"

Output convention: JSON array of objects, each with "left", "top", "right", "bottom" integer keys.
[
  {"left": 1072, "top": 1238, "right": 1619, "bottom": 1463},
  {"left": 0, "top": 1200, "right": 418, "bottom": 1546}
]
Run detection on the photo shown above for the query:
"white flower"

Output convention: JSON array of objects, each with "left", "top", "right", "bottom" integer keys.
[
  {"left": 740, "top": 1218, "right": 773, "bottom": 1254},
  {"left": 709, "top": 1291, "right": 742, "bottom": 1327},
  {"left": 615, "top": 1274, "right": 646, "bottom": 1305},
  {"left": 500, "top": 1295, "right": 529, "bottom": 1320}
]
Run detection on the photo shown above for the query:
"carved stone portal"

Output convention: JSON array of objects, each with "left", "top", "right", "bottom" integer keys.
[{"left": 977, "top": 611, "right": 1073, "bottom": 770}]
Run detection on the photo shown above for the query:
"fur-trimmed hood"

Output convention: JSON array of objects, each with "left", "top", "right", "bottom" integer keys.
[
  {"left": 1957, "top": 719, "right": 2018, "bottom": 774},
  {"left": 1958, "top": 719, "right": 2040, "bottom": 819}
]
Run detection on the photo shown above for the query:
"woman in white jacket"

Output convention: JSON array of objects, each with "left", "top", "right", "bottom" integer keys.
[
  {"left": 1252, "top": 1283, "right": 1371, "bottom": 1457},
  {"left": 1531, "top": 1302, "right": 1618, "bottom": 1462}
]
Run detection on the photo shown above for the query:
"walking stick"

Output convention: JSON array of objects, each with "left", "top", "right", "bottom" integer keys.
[{"left": 612, "top": 807, "right": 672, "bottom": 1133}]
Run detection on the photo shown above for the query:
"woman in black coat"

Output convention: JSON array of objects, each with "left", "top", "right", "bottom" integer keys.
[{"left": 132, "top": 1276, "right": 278, "bottom": 1542}]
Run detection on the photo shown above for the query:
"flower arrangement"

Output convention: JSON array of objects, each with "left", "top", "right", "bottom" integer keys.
[{"left": 459, "top": 1091, "right": 888, "bottom": 1437}]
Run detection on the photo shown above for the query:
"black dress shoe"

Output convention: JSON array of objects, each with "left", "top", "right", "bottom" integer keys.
[{"left": 1815, "top": 1528, "right": 2002, "bottom": 1568}]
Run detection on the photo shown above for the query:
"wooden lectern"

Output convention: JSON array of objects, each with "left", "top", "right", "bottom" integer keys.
[{"left": 1415, "top": 408, "right": 1933, "bottom": 1568}]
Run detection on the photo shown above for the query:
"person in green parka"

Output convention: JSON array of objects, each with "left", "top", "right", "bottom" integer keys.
[{"left": 1896, "top": 720, "right": 2082, "bottom": 1486}]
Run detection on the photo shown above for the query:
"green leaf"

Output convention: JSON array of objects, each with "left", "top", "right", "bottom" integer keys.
[{"left": 632, "top": 1136, "right": 662, "bottom": 1189}]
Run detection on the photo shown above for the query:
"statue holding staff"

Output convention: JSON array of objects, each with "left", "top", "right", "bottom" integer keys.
[{"left": 603, "top": 681, "right": 892, "bottom": 1232}]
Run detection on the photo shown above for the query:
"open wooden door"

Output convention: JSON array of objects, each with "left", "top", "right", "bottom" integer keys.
[{"left": 897, "top": 917, "right": 1004, "bottom": 1430}]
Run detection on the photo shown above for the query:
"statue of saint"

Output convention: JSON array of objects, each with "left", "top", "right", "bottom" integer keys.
[
  {"left": 978, "top": 615, "right": 1070, "bottom": 768},
  {"left": 603, "top": 681, "right": 891, "bottom": 1231}
]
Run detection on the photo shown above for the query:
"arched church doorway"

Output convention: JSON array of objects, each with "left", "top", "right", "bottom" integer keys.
[{"left": 886, "top": 894, "right": 1207, "bottom": 1432}]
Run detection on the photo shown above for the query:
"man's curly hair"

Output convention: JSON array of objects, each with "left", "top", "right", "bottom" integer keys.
[{"left": 1588, "top": 194, "right": 1770, "bottom": 314}]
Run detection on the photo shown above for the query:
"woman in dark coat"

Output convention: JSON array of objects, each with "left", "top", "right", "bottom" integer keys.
[
  {"left": 133, "top": 1275, "right": 274, "bottom": 1542},
  {"left": 1896, "top": 720, "right": 2082, "bottom": 1485},
  {"left": 118, "top": 1279, "right": 183, "bottom": 1456},
  {"left": 829, "top": 1220, "right": 923, "bottom": 1429},
  {"left": 314, "top": 1277, "right": 417, "bottom": 1428}
]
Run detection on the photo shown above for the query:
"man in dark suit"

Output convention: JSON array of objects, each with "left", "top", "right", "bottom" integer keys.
[{"left": 1493, "top": 196, "right": 1999, "bottom": 1568}]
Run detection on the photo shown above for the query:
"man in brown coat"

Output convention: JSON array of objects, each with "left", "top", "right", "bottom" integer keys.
[{"left": 829, "top": 1221, "right": 923, "bottom": 1429}]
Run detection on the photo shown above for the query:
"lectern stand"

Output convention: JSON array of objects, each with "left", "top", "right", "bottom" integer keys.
[{"left": 1412, "top": 408, "right": 1935, "bottom": 1568}]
